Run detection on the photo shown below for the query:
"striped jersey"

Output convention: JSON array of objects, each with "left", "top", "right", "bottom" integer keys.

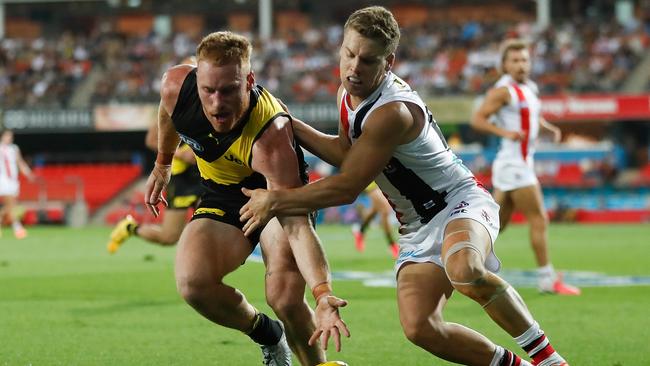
[
  {"left": 493, "top": 74, "right": 541, "bottom": 164},
  {"left": 340, "top": 72, "right": 478, "bottom": 233}
]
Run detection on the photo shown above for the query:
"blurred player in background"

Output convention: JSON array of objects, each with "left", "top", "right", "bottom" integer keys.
[
  {"left": 471, "top": 39, "right": 580, "bottom": 296},
  {"left": 107, "top": 117, "right": 203, "bottom": 253},
  {"left": 144, "top": 31, "right": 348, "bottom": 365},
  {"left": 351, "top": 181, "right": 399, "bottom": 258},
  {"left": 0, "top": 129, "right": 34, "bottom": 239},
  {"left": 241, "top": 7, "right": 569, "bottom": 366}
]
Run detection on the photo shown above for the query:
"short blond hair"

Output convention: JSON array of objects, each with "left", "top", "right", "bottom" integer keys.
[
  {"left": 499, "top": 38, "right": 528, "bottom": 66},
  {"left": 196, "top": 31, "right": 252, "bottom": 70},
  {"left": 344, "top": 6, "right": 400, "bottom": 56}
]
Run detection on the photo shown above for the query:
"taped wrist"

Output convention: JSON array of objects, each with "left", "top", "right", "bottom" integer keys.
[
  {"left": 311, "top": 281, "right": 332, "bottom": 303},
  {"left": 156, "top": 152, "right": 174, "bottom": 166}
]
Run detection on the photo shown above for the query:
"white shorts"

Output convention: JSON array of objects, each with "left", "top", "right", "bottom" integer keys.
[
  {"left": 394, "top": 186, "right": 501, "bottom": 273},
  {"left": 0, "top": 177, "right": 19, "bottom": 197},
  {"left": 491, "top": 159, "right": 538, "bottom": 192}
]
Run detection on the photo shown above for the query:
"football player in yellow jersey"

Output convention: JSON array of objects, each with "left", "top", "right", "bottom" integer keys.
[{"left": 143, "top": 31, "right": 349, "bottom": 366}]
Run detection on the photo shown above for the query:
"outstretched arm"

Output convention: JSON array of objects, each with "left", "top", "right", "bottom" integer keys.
[
  {"left": 251, "top": 116, "right": 349, "bottom": 351},
  {"left": 144, "top": 66, "right": 190, "bottom": 216},
  {"left": 240, "top": 101, "right": 414, "bottom": 233},
  {"left": 471, "top": 86, "right": 523, "bottom": 141},
  {"left": 15, "top": 147, "right": 34, "bottom": 182}
]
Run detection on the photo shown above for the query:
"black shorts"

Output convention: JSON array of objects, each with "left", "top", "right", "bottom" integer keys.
[
  {"left": 191, "top": 173, "right": 267, "bottom": 247},
  {"left": 167, "top": 170, "right": 204, "bottom": 210}
]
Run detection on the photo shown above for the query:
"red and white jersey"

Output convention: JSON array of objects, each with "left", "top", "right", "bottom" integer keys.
[
  {"left": 339, "top": 72, "right": 480, "bottom": 233},
  {"left": 493, "top": 74, "right": 542, "bottom": 165},
  {"left": 0, "top": 143, "right": 19, "bottom": 182}
]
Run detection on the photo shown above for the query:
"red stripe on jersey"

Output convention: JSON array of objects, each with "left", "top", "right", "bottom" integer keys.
[
  {"left": 511, "top": 84, "right": 530, "bottom": 161},
  {"left": 2, "top": 147, "right": 13, "bottom": 180},
  {"left": 340, "top": 93, "right": 351, "bottom": 142}
]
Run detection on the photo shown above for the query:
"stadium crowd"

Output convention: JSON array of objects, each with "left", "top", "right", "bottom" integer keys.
[{"left": 1, "top": 15, "right": 649, "bottom": 108}]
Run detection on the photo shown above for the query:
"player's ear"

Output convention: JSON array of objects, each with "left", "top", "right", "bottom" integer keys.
[
  {"left": 385, "top": 53, "right": 395, "bottom": 72},
  {"left": 247, "top": 70, "right": 255, "bottom": 90}
]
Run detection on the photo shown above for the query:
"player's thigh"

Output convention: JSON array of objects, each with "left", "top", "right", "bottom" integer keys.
[
  {"left": 493, "top": 188, "right": 514, "bottom": 223},
  {"left": 160, "top": 209, "right": 188, "bottom": 240},
  {"left": 176, "top": 218, "right": 253, "bottom": 282},
  {"left": 397, "top": 262, "right": 453, "bottom": 325},
  {"left": 511, "top": 184, "right": 546, "bottom": 218}
]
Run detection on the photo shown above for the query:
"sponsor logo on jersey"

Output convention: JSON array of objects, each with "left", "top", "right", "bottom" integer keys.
[
  {"left": 224, "top": 154, "right": 244, "bottom": 165},
  {"left": 450, "top": 208, "right": 468, "bottom": 217},
  {"left": 178, "top": 134, "right": 204, "bottom": 152}
]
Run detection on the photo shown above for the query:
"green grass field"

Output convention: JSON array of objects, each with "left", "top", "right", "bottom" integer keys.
[{"left": 1, "top": 223, "right": 649, "bottom": 365}]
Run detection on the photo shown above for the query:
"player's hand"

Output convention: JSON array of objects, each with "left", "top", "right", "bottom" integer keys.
[
  {"left": 309, "top": 295, "right": 350, "bottom": 352},
  {"left": 144, "top": 163, "right": 171, "bottom": 217},
  {"left": 240, "top": 188, "right": 274, "bottom": 236},
  {"left": 505, "top": 130, "right": 525, "bottom": 141}
]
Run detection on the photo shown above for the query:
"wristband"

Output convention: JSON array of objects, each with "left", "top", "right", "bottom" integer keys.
[
  {"left": 156, "top": 152, "right": 174, "bottom": 165},
  {"left": 311, "top": 281, "right": 332, "bottom": 303}
]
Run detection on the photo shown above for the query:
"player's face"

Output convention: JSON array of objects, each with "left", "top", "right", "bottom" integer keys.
[
  {"left": 196, "top": 59, "right": 254, "bottom": 133},
  {"left": 339, "top": 29, "right": 394, "bottom": 100},
  {"left": 503, "top": 48, "right": 531, "bottom": 83}
]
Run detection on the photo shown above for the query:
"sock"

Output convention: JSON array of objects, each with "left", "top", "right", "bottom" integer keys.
[
  {"left": 515, "top": 322, "right": 566, "bottom": 365},
  {"left": 247, "top": 312, "right": 283, "bottom": 346},
  {"left": 12, "top": 221, "right": 23, "bottom": 231},
  {"left": 491, "top": 345, "right": 530, "bottom": 366}
]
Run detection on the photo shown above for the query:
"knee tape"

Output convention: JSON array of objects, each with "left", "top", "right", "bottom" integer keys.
[{"left": 443, "top": 240, "right": 486, "bottom": 286}]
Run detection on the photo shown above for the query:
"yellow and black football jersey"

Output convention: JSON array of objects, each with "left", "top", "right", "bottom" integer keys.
[{"left": 170, "top": 68, "right": 307, "bottom": 243}]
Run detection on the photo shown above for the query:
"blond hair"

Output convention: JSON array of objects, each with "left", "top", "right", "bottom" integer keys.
[
  {"left": 196, "top": 31, "right": 252, "bottom": 70},
  {"left": 344, "top": 6, "right": 400, "bottom": 56},
  {"left": 499, "top": 38, "right": 528, "bottom": 70}
]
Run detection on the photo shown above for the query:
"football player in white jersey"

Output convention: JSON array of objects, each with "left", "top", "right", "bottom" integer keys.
[
  {"left": 0, "top": 129, "right": 34, "bottom": 239},
  {"left": 240, "top": 6, "right": 569, "bottom": 366},
  {"left": 471, "top": 39, "right": 580, "bottom": 296}
]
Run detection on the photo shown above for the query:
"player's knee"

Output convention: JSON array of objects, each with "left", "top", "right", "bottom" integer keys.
[
  {"left": 158, "top": 232, "right": 180, "bottom": 245},
  {"left": 529, "top": 214, "right": 548, "bottom": 229},
  {"left": 445, "top": 258, "right": 488, "bottom": 296},
  {"left": 265, "top": 277, "right": 307, "bottom": 319},
  {"left": 175, "top": 276, "right": 208, "bottom": 307},
  {"left": 401, "top": 314, "right": 446, "bottom": 352}
]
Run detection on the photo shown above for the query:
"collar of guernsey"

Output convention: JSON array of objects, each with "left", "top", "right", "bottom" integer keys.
[{"left": 171, "top": 70, "right": 288, "bottom": 186}]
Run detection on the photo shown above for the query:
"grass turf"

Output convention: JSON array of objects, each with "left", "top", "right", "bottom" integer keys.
[{"left": 0, "top": 224, "right": 648, "bottom": 365}]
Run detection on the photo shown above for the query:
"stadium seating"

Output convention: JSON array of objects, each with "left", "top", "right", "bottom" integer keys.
[{"left": 18, "top": 163, "right": 142, "bottom": 223}]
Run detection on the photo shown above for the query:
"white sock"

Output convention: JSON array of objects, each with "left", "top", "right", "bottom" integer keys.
[
  {"left": 12, "top": 221, "right": 23, "bottom": 231},
  {"left": 538, "top": 263, "right": 556, "bottom": 287}
]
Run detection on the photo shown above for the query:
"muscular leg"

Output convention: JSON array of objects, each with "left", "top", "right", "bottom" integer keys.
[
  {"left": 175, "top": 218, "right": 257, "bottom": 331},
  {"left": 397, "top": 262, "right": 498, "bottom": 365},
  {"left": 492, "top": 188, "right": 514, "bottom": 233},
  {"left": 261, "top": 219, "right": 325, "bottom": 365},
  {"left": 136, "top": 209, "right": 187, "bottom": 246},
  {"left": 511, "top": 184, "right": 549, "bottom": 267},
  {"left": 442, "top": 218, "right": 533, "bottom": 337}
]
